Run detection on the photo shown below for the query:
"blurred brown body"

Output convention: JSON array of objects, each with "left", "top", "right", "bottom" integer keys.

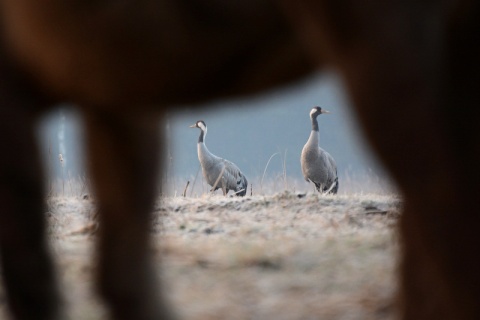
[{"left": 0, "top": 1, "right": 478, "bottom": 319}]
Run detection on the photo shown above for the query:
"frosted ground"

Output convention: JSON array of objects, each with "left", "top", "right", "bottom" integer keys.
[{"left": 1, "top": 186, "right": 401, "bottom": 320}]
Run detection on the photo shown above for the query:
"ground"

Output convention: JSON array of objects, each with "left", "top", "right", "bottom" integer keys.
[{"left": 0, "top": 191, "right": 401, "bottom": 320}]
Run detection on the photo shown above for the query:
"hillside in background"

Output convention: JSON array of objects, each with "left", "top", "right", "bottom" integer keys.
[{"left": 38, "top": 72, "right": 393, "bottom": 195}]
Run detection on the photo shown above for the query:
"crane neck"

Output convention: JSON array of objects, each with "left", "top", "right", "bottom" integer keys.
[
  {"left": 198, "top": 128, "right": 206, "bottom": 143},
  {"left": 197, "top": 128, "right": 213, "bottom": 157},
  {"left": 311, "top": 116, "right": 319, "bottom": 132},
  {"left": 307, "top": 128, "right": 319, "bottom": 147},
  {"left": 197, "top": 136, "right": 217, "bottom": 164}
]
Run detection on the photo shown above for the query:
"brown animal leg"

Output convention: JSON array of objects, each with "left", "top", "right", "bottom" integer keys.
[
  {"left": 285, "top": 0, "right": 480, "bottom": 318},
  {"left": 0, "top": 59, "right": 60, "bottom": 319},
  {"left": 347, "top": 5, "right": 480, "bottom": 319},
  {"left": 83, "top": 110, "right": 172, "bottom": 320},
  {"left": 399, "top": 6, "right": 480, "bottom": 319}
]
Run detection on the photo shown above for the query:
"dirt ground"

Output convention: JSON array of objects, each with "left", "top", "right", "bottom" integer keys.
[{"left": 0, "top": 191, "right": 401, "bottom": 320}]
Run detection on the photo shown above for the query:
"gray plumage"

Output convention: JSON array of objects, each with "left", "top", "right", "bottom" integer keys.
[
  {"left": 190, "top": 120, "right": 248, "bottom": 196},
  {"left": 301, "top": 106, "right": 339, "bottom": 194}
]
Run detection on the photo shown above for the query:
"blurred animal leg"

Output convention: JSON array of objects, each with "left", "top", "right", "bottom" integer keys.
[
  {"left": 0, "top": 71, "right": 59, "bottom": 319},
  {"left": 284, "top": 1, "right": 480, "bottom": 317},
  {"left": 398, "top": 9, "right": 480, "bottom": 318},
  {"left": 83, "top": 110, "right": 172, "bottom": 320},
  {"left": 370, "top": 6, "right": 480, "bottom": 319}
]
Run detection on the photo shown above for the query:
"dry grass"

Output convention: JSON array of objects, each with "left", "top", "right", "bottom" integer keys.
[{"left": 0, "top": 191, "right": 401, "bottom": 320}]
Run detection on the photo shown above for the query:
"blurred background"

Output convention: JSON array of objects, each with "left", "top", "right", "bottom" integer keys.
[{"left": 38, "top": 71, "right": 394, "bottom": 197}]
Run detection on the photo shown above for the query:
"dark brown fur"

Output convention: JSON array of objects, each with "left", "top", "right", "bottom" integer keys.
[{"left": 0, "top": 0, "right": 479, "bottom": 319}]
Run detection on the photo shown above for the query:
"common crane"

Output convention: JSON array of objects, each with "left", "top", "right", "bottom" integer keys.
[
  {"left": 190, "top": 120, "right": 248, "bottom": 196},
  {"left": 301, "top": 106, "right": 338, "bottom": 194},
  {"left": 1, "top": 1, "right": 478, "bottom": 319}
]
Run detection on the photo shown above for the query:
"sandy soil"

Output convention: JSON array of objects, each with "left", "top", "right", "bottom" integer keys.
[{"left": 0, "top": 191, "right": 401, "bottom": 320}]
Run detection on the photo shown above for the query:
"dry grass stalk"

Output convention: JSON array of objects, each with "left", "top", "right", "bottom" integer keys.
[
  {"left": 182, "top": 181, "right": 190, "bottom": 197},
  {"left": 261, "top": 152, "right": 279, "bottom": 195},
  {"left": 210, "top": 164, "right": 226, "bottom": 196}
]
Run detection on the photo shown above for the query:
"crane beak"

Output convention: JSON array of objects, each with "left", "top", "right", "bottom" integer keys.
[
  {"left": 321, "top": 110, "right": 331, "bottom": 114},
  {"left": 189, "top": 124, "right": 197, "bottom": 128}
]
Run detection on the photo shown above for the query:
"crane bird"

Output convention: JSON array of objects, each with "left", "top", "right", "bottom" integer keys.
[
  {"left": 190, "top": 120, "right": 248, "bottom": 196},
  {"left": 301, "top": 106, "right": 339, "bottom": 194}
]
